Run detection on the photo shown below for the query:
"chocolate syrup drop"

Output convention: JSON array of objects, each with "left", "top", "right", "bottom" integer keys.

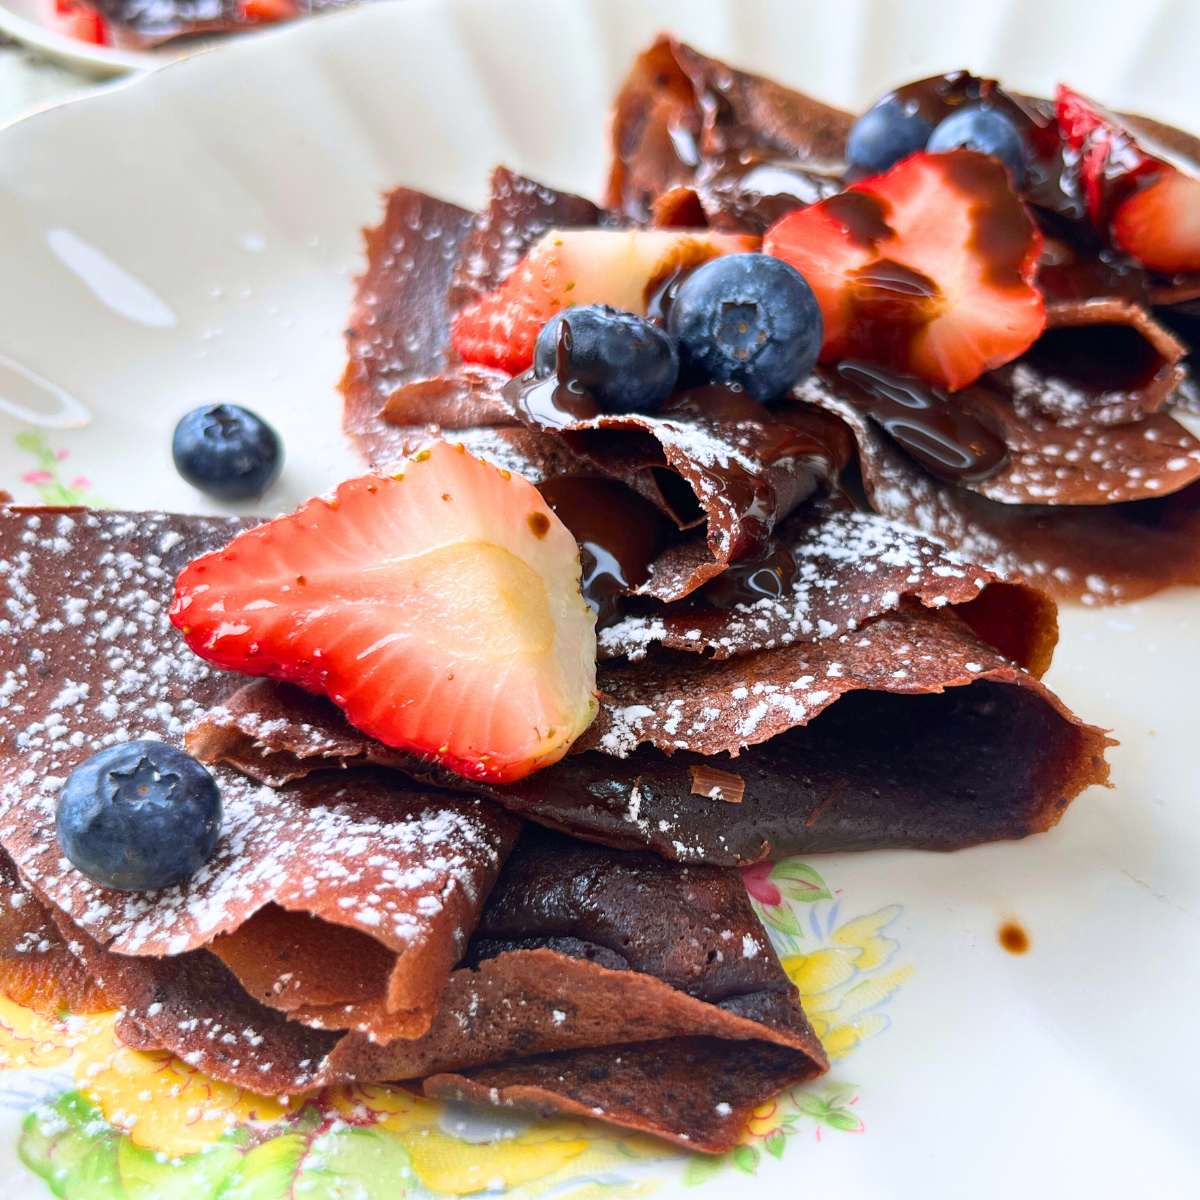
[
  {"left": 506, "top": 322, "right": 601, "bottom": 428},
  {"left": 538, "top": 476, "right": 669, "bottom": 626},
  {"left": 697, "top": 541, "right": 798, "bottom": 608},
  {"left": 834, "top": 360, "right": 1010, "bottom": 483},
  {"left": 823, "top": 190, "right": 892, "bottom": 248},
  {"left": 1037, "top": 238, "right": 1150, "bottom": 306},
  {"left": 696, "top": 154, "right": 845, "bottom": 232}
]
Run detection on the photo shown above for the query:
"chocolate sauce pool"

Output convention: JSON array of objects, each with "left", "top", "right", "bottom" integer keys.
[
  {"left": 538, "top": 476, "right": 669, "bottom": 625},
  {"left": 833, "top": 361, "right": 1010, "bottom": 483}
]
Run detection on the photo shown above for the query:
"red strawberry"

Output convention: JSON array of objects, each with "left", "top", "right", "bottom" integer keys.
[
  {"left": 1056, "top": 84, "right": 1200, "bottom": 273},
  {"left": 763, "top": 150, "right": 1045, "bottom": 392},
  {"left": 171, "top": 442, "right": 598, "bottom": 784},
  {"left": 451, "top": 228, "right": 757, "bottom": 374},
  {"left": 55, "top": 1, "right": 109, "bottom": 43},
  {"left": 240, "top": 0, "right": 297, "bottom": 20}
]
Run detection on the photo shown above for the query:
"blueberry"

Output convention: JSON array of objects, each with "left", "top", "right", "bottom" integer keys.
[
  {"left": 846, "top": 94, "right": 935, "bottom": 174},
  {"left": 665, "top": 253, "right": 823, "bottom": 404},
  {"left": 927, "top": 104, "right": 1026, "bottom": 186},
  {"left": 56, "top": 741, "right": 222, "bottom": 891},
  {"left": 534, "top": 304, "right": 678, "bottom": 413},
  {"left": 172, "top": 403, "right": 282, "bottom": 500}
]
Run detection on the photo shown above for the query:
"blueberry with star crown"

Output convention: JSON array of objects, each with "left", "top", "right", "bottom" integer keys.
[{"left": 56, "top": 740, "right": 222, "bottom": 891}]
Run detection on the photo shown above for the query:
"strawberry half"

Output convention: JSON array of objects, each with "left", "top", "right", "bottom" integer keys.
[
  {"left": 1056, "top": 84, "right": 1200, "bottom": 273},
  {"left": 763, "top": 150, "right": 1045, "bottom": 392},
  {"left": 171, "top": 442, "right": 598, "bottom": 784},
  {"left": 451, "top": 228, "right": 757, "bottom": 374}
]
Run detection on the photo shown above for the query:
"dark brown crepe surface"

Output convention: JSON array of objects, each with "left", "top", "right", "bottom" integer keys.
[
  {"left": 196, "top": 606, "right": 1108, "bottom": 866},
  {"left": 798, "top": 374, "right": 1200, "bottom": 603}
]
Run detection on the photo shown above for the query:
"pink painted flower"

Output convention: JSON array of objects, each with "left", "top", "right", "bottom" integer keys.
[
  {"left": 55, "top": 448, "right": 70, "bottom": 461},
  {"left": 742, "top": 861, "right": 782, "bottom": 906},
  {"left": 22, "top": 470, "right": 52, "bottom": 485},
  {"left": 70, "top": 476, "right": 91, "bottom": 490}
]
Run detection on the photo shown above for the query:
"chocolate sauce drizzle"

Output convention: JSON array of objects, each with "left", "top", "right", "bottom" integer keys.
[
  {"left": 832, "top": 361, "right": 1010, "bottom": 483},
  {"left": 696, "top": 541, "right": 798, "bottom": 607},
  {"left": 538, "top": 476, "right": 669, "bottom": 626}
]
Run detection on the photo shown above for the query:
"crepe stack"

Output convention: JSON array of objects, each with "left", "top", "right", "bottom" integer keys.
[{"left": 0, "top": 40, "right": 1118, "bottom": 1153}]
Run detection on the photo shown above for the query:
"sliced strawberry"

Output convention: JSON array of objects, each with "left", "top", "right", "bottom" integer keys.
[
  {"left": 171, "top": 442, "right": 598, "bottom": 784},
  {"left": 1056, "top": 84, "right": 1200, "bottom": 273},
  {"left": 56, "top": 2, "right": 109, "bottom": 43},
  {"left": 451, "top": 228, "right": 757, "bottom": 374},
  {"left": 764, "top": 150, "right": 1044, "bottom": 391},
  {"left": 1111, "top": 171, "right": 1200, "bottom": 273},
  {"left": 240, "top": 0, "right": 297, "bottom": 21}
]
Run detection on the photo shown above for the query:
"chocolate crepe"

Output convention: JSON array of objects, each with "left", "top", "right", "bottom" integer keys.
[
  {"left": 607, "top": 38, "right": 1200, "bottom": 602},
  {"left": 797, "top": 370, "right": 1200, "bottom": 603},
  {"left": 194, "top": 605, "right": 1108, "bottom": 865},
  {"left": 0, "top": 506, "right": 519, "bottom": 1042},
  {"left": 35, "top": 828, "right": 826, "bottom": 1153}
]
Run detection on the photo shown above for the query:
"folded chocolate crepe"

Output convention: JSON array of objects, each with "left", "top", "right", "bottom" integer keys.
[
  {"left": 0, "top": 502, "right": 830, "bottom": 1151},
  {"left": 46, "top": 829, "right": 826, "bottom": 1152},
  {"left": 0, "top": 847, "right": 110, "bottom": 1016},
  {"left": 0, "top": 506, "right": 521, "bottom": 1044},
  {"left": 605, "top": 36, "right": 1200, "bottom": 604}
]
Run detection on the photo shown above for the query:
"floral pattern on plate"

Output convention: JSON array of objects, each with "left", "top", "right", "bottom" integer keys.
[{"left": 0, "top": 860, "right": 910, "bottom": 1197}]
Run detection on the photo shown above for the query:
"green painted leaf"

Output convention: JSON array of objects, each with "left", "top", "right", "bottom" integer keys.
[
  {"left": 757, "top": 903, "right": 804, "bottom": 938},
  {"left": 764, "top": 1131, "right": 788, "bottom": 1159},
  {"left": 731, "top": 1144, "right": 760, "bottom": 1174},
  {"left": 683, "top": 1153, "right": 729, "bottom": 1187},
  {"left": 20, "top": 1093, "right": 123, "bottom": 1200},
  {"left": 214, "top": 1134, "right": 307, "bottom": 1200},
  {"left": 822, "top": 1083, "right": 859, "bottom": 1109},
  {"left": 790, "top": 1093, "right": 832, "bottom": 1120},
  {"left": 115, "top": 1137, "right": 242, "bottom": 1200},
  {"left": 18, "top": 1091, "right": 243, "bottom": 1200},
  {"left": 822, "top": 1110, "right": 863, "bottom": 1133},
  {"left": 292, "top": 1127, "right": 415, "bottom": 1200},
  {"left": 770, "top": 861, "right": 831, "bottom": 903},
  {"left": 14, "top": 430, "right": 53, "bottom": 465}
]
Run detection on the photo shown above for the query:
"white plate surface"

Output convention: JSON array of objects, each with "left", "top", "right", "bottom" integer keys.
[{"left": 1, "top": 2, "right": 1199, "bottom": 1197}]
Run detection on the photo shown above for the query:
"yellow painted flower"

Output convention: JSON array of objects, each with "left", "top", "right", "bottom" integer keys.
[
  {"left": 782, "top": 903, "right": 913, "bottom": 1061},
  {"left": 69, "top": 1012, "right": 289, "bottom": 1156},
  {"left": 328, "top": 1081, "right": 665, "bottom": 1196},
  {"left": 0, "top": 994, "right": 107, "bottom": 1070}
]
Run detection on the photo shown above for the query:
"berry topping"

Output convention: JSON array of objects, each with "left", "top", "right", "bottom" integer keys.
[
  {"left": 1056, "top": 84, "right": 1200, "bottom": 273},
  {"left": 666, "top": 253, "right": 823, "bottom": 403},
  {"left": 927, "top": 104, "right": 1027, "bottom": 186},
  {"left": 171, "top": 441, "right": 598, "bottom": 784},
  {"left": 451, "top": 228, "right": 756, "bottom": 375},
  {"left": 172, "top": 403, "right": 282, "bottom": 501},
  {"left": 534, "top": 304, "right": 679, "bottom": 413},
  {"left": 764, "top": 151, "right": 1045, "bottom": 391},
  {"left": 56, "top": 741, "right": 222, "bottom": 892},
  {"left": 846, "top": 93, "right": 936, "bottom": 174}
]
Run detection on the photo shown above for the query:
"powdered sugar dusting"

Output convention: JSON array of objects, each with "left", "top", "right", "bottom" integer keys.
[{"left": 0, "top": 508, "right": 512, "bottom": 976}]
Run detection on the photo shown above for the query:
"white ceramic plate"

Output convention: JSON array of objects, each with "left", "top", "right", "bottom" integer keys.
[
  {"left": 0, "top": 0, "right": 167, "bottom": 75},
  {"left": 1, "top": 1, "right": 1199, "bottom": 1197}
]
